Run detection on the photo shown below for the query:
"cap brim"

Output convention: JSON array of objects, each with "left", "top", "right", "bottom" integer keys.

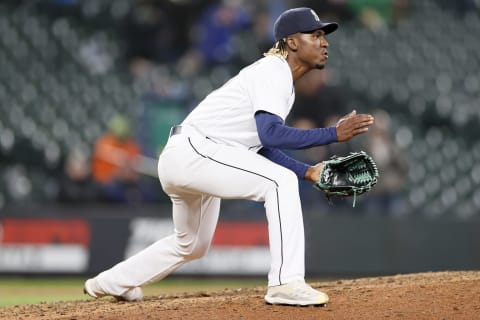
[
  {"left": 320, "top": 22, "right": 338, "bottom": 35},
  {"left": 303, "top": 22, "right": 338, "bottom": 35}
]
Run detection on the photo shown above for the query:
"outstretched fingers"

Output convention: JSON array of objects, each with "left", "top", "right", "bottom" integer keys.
[
  {"left": 351, "top": 126, "right": 370, "bottom": 136},
  {"left": 354, "top": 114, "right": 374, "bottom": 125},
  {"left": 354, "top": 116, "right": 374, "bottom": 131},
  {"left": 336, "top": 113, "right": 375, "bottom": 141}
]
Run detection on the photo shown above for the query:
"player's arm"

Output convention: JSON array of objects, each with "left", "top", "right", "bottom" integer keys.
[
  {"left": 255, "top": 111, "right": 337, "bottom": 149},
  {"left": 257, "top": 147, "right": 310, "bottom": 180},
  {"left": 255, "top": 110, "right": 374, "bottom": 149}
]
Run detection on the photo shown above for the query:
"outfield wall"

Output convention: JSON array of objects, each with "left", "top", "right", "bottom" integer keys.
[{"left": 0, "top": 204, "right": 479, "bottom": 276}]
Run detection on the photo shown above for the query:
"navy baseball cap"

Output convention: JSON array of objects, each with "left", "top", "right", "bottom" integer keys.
[{"left": 274, "top": 7, "right": 338, "bottom": 41}]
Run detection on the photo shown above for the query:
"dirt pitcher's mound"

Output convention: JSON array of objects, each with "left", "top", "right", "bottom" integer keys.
[{"left": 2, "top": 271, "right": 480, "bottom": 320}]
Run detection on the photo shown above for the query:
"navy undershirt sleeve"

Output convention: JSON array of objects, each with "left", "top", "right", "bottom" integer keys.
[
  {"left": 255, "top": 111, "right": 337, "bottom": 149},
  {"left": 258, "top": 147, "right": 309, "bottom": 179}
]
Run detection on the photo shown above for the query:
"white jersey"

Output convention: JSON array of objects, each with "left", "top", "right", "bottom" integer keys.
[{"left": 182, "top": 55, "right": 295, "bottom": 151}]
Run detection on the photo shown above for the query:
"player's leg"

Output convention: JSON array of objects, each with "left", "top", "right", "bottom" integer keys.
[
  {"left": 176, "top": 135, "right": 328, "bottom": 305},
  {"left": 177, "top": 136, "right": 305, "bottom": 286},
  {"left": 88, "top": 192, "right": 220, "bottom": 299}
]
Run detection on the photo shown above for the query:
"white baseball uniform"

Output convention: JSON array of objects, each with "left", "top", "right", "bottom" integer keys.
[{"left": 95, "top": 55, "right": 307, "bottom": 295}]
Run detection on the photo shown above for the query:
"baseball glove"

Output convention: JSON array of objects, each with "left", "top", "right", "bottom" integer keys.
[{"left": 314, "top": 151, "right": 379, "bottom": 207}]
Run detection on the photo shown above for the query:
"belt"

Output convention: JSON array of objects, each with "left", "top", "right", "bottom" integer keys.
[
  {"left": 169, "top": 125, "right": 183, "bottom": 137},
  {"left": 169, "top": 125, "right": 215, "bottom": 143},
  {"left": 169, "top": 125, "right": 203, "bottom": 137}
]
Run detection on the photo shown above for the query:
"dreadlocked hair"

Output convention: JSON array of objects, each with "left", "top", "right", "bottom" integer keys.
[{"left": 264, "top": 39, "right": 288, "bottom": 59}]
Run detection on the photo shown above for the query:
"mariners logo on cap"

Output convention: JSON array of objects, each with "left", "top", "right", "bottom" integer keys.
[{"left": 310, "top": 9, "right": 320, "bottom": 22}]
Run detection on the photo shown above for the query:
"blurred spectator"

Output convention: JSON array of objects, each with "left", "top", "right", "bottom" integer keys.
[
  {"left": 58, "top": 146, "right": 98, "bottom": 202},
  {"left": 291, "top": 70, "right": 347, "bottom": 130},
  {"left": 346, "top": 0, "right": 410, "bottom": 31},
  {"left": 437, "top": 0, "right": 479, "bottom": 17},
  {"left": 91, "top": 114, "right": 144, "bottom": 203},
  {"left": 362, "top": 110, "right": 409, "bottom": 216},
  {"left": 124, "top": 1, "right": 181, "bottom": 64},
  {"left": 391, "top": 0, "right": 410, "bottom": 26},
  {"left": 300, "top": 0, "right": 355, "bottom": 22},
  {"left": 233, "top": 8, "right": 272, "bottom": 65},
  {"left": 193, "top": 0, "right": 252, "bottom": 65}
]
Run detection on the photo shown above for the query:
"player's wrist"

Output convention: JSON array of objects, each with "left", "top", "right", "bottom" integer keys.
[
  {"left": 304, "top": 167, "right": 314, "bottom": 181},
  {"left": 305, "top": 163, "right": 323, "bottom": 182}
]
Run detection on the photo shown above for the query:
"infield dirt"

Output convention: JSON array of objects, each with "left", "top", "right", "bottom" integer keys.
[{"left": 1, "top": 271, "right": 479, "bottom": 319}]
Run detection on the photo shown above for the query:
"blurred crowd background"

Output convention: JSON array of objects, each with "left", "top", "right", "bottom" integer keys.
[{"left": 0, "top": 0, "right": 479, "bottom": 219}]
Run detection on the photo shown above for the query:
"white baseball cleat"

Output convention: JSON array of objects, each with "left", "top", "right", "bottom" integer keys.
[
  {"left": 264, "top": 280, "right": 329, "bottom": 306},
  {"left": 83, "top": 278, "right": 143, "bottom": 302}
]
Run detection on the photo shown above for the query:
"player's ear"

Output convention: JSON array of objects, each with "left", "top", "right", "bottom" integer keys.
[{"left": 286, "top": 36, "right": 298, "bottom": 52}]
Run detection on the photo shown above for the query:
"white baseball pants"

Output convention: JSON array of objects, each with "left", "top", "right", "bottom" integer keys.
[{"left": 95, "top": 126, "right": 305, "bottom": 296}]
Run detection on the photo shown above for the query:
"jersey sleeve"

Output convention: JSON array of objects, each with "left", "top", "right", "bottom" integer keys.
[
  {"left": 246, "top": 58, "right": 293, "bottom": 120},
  {"left": 258, "top": 147, "right": 309, "bottom": 180},
  {"left": 255, "top": 111, "right": 338, "bottom": 149}
]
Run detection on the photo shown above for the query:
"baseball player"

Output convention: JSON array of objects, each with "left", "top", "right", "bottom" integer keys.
[{"left": 84, "top": 7, "right": 374, "bottom": 306}]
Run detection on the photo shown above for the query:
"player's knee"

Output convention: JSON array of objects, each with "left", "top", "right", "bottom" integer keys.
[
  {"left": 276, "top": 168, "right": 299, "bottom": 190},
  {"left": 176, "top": 239, "right": 210, "bottom": 261},
  {"left": 185, "top": 243, "right": 210, "bottom": 260},
  {"left": 260, "top": 168, "right": 299, "bottom": 200}
]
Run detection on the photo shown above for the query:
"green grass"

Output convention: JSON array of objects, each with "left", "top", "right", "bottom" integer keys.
[{"left": 0, "top": 277, "right": 266, "bottom": 307}]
